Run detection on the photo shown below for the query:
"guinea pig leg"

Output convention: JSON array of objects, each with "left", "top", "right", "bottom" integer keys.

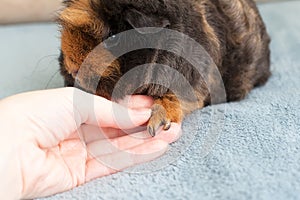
[
  {"left": 147, "top": 92, "right": 206, "bottom": 136},
  {"left": 147, "top": 94, "right": 183, "bottom": 137}
]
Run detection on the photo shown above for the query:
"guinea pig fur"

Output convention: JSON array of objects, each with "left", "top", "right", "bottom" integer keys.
[{"left": 58, "top": 0, "right": 270, "bottom": 136}]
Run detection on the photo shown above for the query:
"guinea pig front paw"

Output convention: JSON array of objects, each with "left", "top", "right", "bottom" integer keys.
[{"left": 147, "top": 104, "right": 172, "bottom": 137}]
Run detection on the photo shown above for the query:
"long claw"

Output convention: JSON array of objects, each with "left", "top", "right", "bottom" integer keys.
[{"left": 147, "top": 126, "right": 156, "bottom": 137}]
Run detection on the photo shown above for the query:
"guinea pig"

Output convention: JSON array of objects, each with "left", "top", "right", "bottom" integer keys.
[{"left": 58, "top": 0, "right": 270, "bottom": 136}]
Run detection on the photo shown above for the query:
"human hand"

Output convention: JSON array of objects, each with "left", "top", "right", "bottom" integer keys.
[{"left": 0, "top": 88, "right": 181, "bottom": 199}]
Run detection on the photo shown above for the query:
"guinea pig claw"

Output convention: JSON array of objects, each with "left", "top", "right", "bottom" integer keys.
[
  {"left": 147, "top": 119, "right": 172, "bottom": 137},
  {"left": 163, "top": 121, "right": 171, "bottom": 131},
  {"left": 147, "top": 126, "right": 156, "bottom": 137},
  {"left": 147, "top": 104, "right": 172, "bottom": 137}
]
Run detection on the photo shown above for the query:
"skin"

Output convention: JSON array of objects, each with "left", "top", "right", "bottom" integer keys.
[{"left": 0, "top": 88, "right": 182, "bottom": 199}]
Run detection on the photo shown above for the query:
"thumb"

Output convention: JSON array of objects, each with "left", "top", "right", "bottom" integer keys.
[
  {"left": 69, "top": 88, "right": 152, "bottom": 129},
  {"left": 0, "top": 88, "right": 151, "bottom": 148}
]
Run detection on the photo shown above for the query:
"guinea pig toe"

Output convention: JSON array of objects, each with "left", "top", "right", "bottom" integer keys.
[
  {"left": 147, "top": 117, "right": 171, "bottom": 137},
  {"left": 147, "top": 105, "right": 172, "bottom": 137}
]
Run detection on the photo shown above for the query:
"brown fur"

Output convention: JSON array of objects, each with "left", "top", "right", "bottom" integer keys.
[{"left": 58, "top": 0, "right": 271, "bottom": 136}]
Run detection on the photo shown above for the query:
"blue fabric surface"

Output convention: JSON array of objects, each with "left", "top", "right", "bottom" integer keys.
[
  {"left": 1, "top": 2, "right": 300, "bottom": 200},
  {"left": 0, "top": 23, "right": 63, "bottom": 99}
]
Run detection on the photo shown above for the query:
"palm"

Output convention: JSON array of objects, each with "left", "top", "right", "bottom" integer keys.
[{"left": 20, "top": 123, "right": 180, "bottom": 199}]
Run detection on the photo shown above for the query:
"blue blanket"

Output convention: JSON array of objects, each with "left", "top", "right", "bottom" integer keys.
[{"left": 1, "top": 2, "right": 300, "bottom": 200}]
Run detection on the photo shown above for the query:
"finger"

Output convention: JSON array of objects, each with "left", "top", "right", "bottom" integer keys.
[
  {"left": 117, "top": 95, "right": 154, "bottom": 109},
  {"left": 85, "top": 139, "right": 168, "bottom": 182},
  {"left": 79, "top": 124, "right": 147, "bottom": 144},
  {"left": 86, "top": 132, "right": 150, "bottom": 158},
  {"left": 154, "top": 123, "right": 182, "bottom": 144},
  {"left": 36, "top": 88, "right": 151, "bottom": 148},
  {"left": 71, "top": 88, "right": 151, "bottom": 129},
  {"left": 86, "top": 123, "right": 182, "bottom": 158},
  {"left": 101, "top": 123, "right": 182, "bottom": 145},
  {"left": 1, "top": 88, "right": 151, "bottom": 149},
  {"left": 80, "top": 122, "right": 181, "bottom": 144}
]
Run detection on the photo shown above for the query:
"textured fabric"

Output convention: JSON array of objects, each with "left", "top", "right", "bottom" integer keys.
[{"left": 1, "top": 2, "right": 300, "bottom": 200}]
